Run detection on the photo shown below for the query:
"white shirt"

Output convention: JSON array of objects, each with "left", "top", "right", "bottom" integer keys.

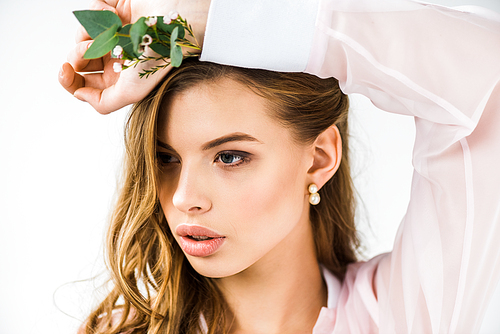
[{"left": 201, "top": 1, "right": 500, "bottom": 332}]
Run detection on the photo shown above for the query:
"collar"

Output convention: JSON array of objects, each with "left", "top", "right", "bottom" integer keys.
[
  {"left": 322, "top": 265, "right": 342, "bottom": 308},
  {"left": 312, "top": 265, "right": 342, "bottom": 333}
]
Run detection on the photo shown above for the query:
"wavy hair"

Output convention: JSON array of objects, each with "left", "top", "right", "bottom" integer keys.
[{"left": 81, "top": 59, "right": 358, "bottom": 334}]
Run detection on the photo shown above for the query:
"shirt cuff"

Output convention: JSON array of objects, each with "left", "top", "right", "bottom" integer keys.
[{"left": 200, "top": 0, "right": 320, "bottom": 72}]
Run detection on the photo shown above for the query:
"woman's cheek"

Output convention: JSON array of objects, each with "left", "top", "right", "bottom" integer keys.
[{"left": 226, "top": 159, "right": 303, "bottom": 234}]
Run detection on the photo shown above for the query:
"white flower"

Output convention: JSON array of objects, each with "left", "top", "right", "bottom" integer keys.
[
  {"left": 169, "top": 11, "right": 179, "bottom": 20},
  {"left": 145, "top": 16, "right": 157, "bottom": 27},
  {"left": 141, "top": 34, "right": 153, "bottom": 46},
  {"left": 138, "top": 44, "right": 146, "bottom": 54},
  {"left": 112, "top": 45, "right": 123, "bottom": 57},
  {"left": 163, "top": 11, "right": 179, "bottom": 25},
  {"left": 113, "top": 62, "right": 123, "bottom": 73}
]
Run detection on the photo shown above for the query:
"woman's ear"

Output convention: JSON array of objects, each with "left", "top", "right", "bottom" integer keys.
[{"left": 307, "top": 125, "right": 342, "bottom": 188}]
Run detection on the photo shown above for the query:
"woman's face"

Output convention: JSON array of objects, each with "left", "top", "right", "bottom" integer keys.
[{"left": 157, "top": 78, "right": 314, "bottom": 278}]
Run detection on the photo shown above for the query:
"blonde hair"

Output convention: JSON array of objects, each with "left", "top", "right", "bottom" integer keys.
[{"left": 82, "top": 59, "right": 358, "bottom": 334}]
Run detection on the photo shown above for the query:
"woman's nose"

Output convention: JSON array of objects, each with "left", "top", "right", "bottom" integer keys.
[{"left": 171, "top": 164, "right": 212, "bottom": 214}]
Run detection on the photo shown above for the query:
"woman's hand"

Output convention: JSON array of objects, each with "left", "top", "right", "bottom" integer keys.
[{"left": 59, "top": 0, "right": 211, "bottom": 114}]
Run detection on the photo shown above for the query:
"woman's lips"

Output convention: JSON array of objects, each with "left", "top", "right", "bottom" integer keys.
[{"left": 176, "top": 224, "right": 226, "bottom": 257}]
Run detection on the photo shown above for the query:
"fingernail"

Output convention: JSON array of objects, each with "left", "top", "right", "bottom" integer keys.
[{"left": 59, "top": 65, "right": 64, "bottom": 78}]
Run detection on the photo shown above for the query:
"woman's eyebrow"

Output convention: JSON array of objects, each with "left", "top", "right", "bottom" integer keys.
[
  {"left": 202, "top": 132, "right": 262, "bottom": 151},
  {"left": 157, "top": 140, "right": 174, "bottom": 151},
  {"left": 156, "top": 133, "right": 262, "bottom": 151}
]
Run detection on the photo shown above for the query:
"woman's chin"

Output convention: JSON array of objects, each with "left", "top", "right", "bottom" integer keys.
[{"left": 185, "top": 255, "right": 253, "bottom": 279}]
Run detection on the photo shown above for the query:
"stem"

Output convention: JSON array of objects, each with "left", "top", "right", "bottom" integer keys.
[
  {"left": 176, "top": 42, "right": 201, "bottom": 50},
  {"left": 153, "top": 25, "right": 160, "bottom": 41}
]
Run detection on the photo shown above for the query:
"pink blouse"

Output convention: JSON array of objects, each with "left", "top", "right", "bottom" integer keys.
[{"left": 201, "top": 0, "right": 500, "bottom": 333}]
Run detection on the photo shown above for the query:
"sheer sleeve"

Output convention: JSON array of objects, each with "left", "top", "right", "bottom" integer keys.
[{"left": 201, "top": 0, "right": 500, "bottom": 332}]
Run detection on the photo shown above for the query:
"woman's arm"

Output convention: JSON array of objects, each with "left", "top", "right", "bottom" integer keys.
[{"left": 201, "top": 1, "right": 500, "bottom": 332}]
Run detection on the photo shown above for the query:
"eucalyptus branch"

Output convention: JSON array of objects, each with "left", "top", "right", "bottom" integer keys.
[{"left": 73, "top": 10, "right": 201, "bottom": 78}]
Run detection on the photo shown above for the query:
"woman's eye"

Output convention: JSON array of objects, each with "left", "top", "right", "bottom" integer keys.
[
  {"left": 157, "top": 153, "right": 180, "bottom": 165},
  {"left": 215, "top": 152, "right": 247, "bottom": 166}
]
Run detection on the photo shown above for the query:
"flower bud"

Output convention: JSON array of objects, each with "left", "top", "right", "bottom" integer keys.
[
  {"left": 141, "top": 34, "right": 153, "bottom": 46},
  {"left": 112, "top": 45, "right": 123, "bottom": 57},
  {"left": 145, "top": 16, "right": 157, "bottom": 27},
  {"left": 163, "top": 11, "right": 179, "bottom": 25},
  {"left": 169, "top": 11, "right": 179, "bottom": 20},
  {"left": 113, "top": 62, "right": 122, "bottom": 73}
]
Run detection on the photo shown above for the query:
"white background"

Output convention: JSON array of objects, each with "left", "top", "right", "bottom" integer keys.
[{"left": 0, "top": 0, "right": 499, "bottom": 333}]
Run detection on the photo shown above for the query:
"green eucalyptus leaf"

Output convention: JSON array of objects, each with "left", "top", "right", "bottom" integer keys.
[
  {"left": 171, "top": 25, "right": 180, "bottom": 43},
  {"left": 118, "top": 23, "right": 132, "bottom": 34},
  {"left": 170, "top": 26, "right": 183, "bottom": 67},
  {"left": 149, "top": 42, "right": 170, "bottom": 57},
  {"left": 84, "top": 24, "right": 119, "bottom": 59},
  {"left": 172, "top": 24, "right": 185, "bottom": 39},
  {"left": 119, "top": 36, "right": 138, "bottom": 59},
  {"left": 130, "top": 17, "right": 148, "bottom": 53},
  {"left": 156, "top": 18, "right": 185, "bottom": 39},
  {"left": 156, "top": 32, "right": 170, "bottom": 43},
  {"left": 118, "top": 24, "right": 140, "bottom": 58},
  {"left": 170, "top": 44, "right": 183, "bottom": 67},
  {"left": 146, "top": 26, "right": 156, "bottom": 37},
  {"left": 155, "top": 16, "right": 170, "bottom": 33},
  {"left": 74, "top": 10, "right": 122, "bottom": 39}
]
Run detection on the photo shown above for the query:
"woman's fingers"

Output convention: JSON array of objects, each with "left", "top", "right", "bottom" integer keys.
[
  {"left": 67, "top": 40, "right": 93, "bottom": 71},
  {"left": 59, "top": 63, "right": 85, "bottom": 95},
  {"left": 77, "top": 69, "right": 120, "bottom": 91},
  {"left": 59, "top": 60, "right": 121, "bottom": 107},
  {"left": 73, "top": 86, "right": 106, "bottom": 112},
  {"left": 74, "top": 85, "right": 130, "bottom": 115},
  {"left": 73, "top": 63, "right": 170, "bottom": 114},
  {"left": 70, "top": 68, "right": 124, "bottom": 113},
  {"left": 90, "top": 0, "right": 119, "bottom": 11},
  {"left": 75, "top": 25, "right": 91, "bottom": 43},
  {"left": 67, "top": 40, "right": 114, "bottom": 73},
  {"left": 89, "top": 0, "right": 126, "bottom": 22}
]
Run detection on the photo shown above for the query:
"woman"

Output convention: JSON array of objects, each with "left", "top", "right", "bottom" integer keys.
[{"left": 60, "top": 0, "right": 500, "bottom": 333}]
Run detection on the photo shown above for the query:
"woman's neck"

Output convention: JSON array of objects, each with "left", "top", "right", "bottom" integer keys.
[{"left": 215, "top": 218, "right": 327, "bottom": 334}]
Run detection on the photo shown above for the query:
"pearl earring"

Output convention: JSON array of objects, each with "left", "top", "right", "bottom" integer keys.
[{"left": 308, "top": 183, "right": 320, "bottom": 205}]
